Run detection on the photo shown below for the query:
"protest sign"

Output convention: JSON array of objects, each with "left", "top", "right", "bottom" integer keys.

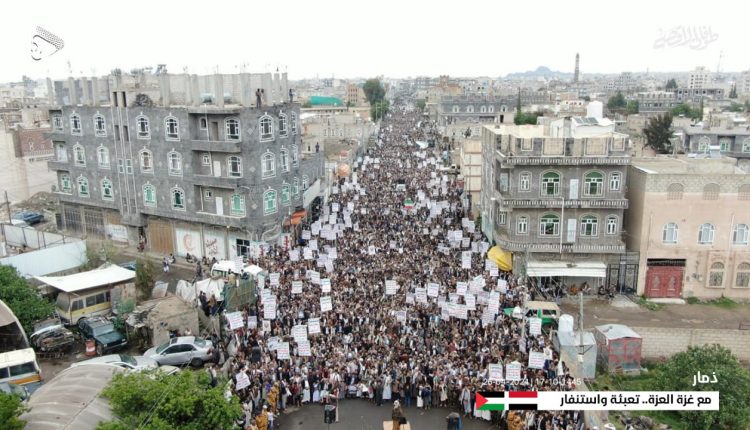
[{"left": 320, "top": 296, "right": 333, "bottom": 312}]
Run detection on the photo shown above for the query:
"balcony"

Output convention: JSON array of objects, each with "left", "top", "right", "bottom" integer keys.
[
  {"left": 190, "top": 140, "right": 242, "bottom": 153},
  {"left": 493, "top": 229, "right": 626, "bottom": 254},
  {"left": 48, "top": 159, "right": 70, "bottom": 170},
  {"left": 500, "top": 198, "right": 629, "bottom": 209},
  {"left": 496, "top": 152, "right": 630, "bottom": 166},
  {"left": 192, "top": 175, "right": 244, "bottom": 189}
]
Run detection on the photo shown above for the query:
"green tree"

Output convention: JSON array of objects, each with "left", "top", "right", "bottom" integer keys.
[
  {"left": 97, "top": 370, "right": 241, "bottom": 430},
  {"left": 652, "top": 345, "right": 750, "bottom": 430},
  {"left": 728, "top": 84, "right": 737, "bottom": 99},
  {"left": 726, "top": 102, "right": 744, "bottom": 113},
  {"left": 581, "top": 95, "right": 591, "bottom": 102},
  {"left": 0, "top": 392, "right": 26, "bottom": 430},
  {"left": 371, "top": 100, "right": 390, "bottom": 121},
  {"left": 665, "top": 78, "right": 678, "bottom": 90},
  {"left": 643, "top": 112, "right": 674, "bottom": 154},
  {"left": 302, "top": 101, "right": 312, "bottom": 108},
  {"left": 0, "top": 266, "right": 54, "bottom": 335},
  {"left": 362, "top": 78, "right": 385, "bottom": 105},
  {"left": 671, "top": 103, "right": 702, "bottom": 120},
  {"left": 416, "top": 99, "right": 426, "bottom": 110},
  {"left": 626, "top": 100, "right": 639, "bottom": 114},
  {"left": 607, "top": 91, "right": 627, "bottom": 110},
  {"left": 135, "top": 258, "right": 156, "bottom": 300}
]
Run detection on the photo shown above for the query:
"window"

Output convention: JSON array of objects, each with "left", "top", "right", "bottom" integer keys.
[
  {"left": 743, "top": 138, "right": 750, "bottom": 153},
  {"left": 279, "top": 113, "right": 288, "bottom": 136},
  {"left": 70, "top": 144, "right": 86, "bottom": 167},
  {"left": 230, "top": 194, "right": 245, "bottom": 216},
  {"left": 260, "top": 115, "right": 273, "bottom": 141},
  {"left": 136, "top": 116, "right": 150, "bottom": 139},
  {"left": 580, "top": 215, "right": 598, "bottom": 236},
  {"left": 168, "top": 151, "right": 182, "bottom": 176},
  {"left": 480, "top": 106, "right": 487, "bottom": 113},
  {"left": 735, "top": 263, "right": 750, "bottom": 288},
  {"left": 199, "top": 117, "right": 207, "bottom": 130},
  {"left": 70, "top": 114, "right": 82, "bottom": 135},
  {"left": 291, "top": 145, "right": 299, "bottom": 166},
  {"left": 204, "top": 189, "right": 213, "bottom": 200},
  {"left": 498, "top": 211, "right": 507, "bottom": 225},
  {"left": 606, "top": 216, "right": 618, "bottom": 235},
  {"left": 489, "top": 105, "right": 495, "bottom": 113},
  {"left": 53, "top": 115, "right": 63, "bottom": 131},
  {"left": 452, "top": 106, "right": 459, "bottom": 113},
  {"left": 583, "top": 171, "right": 604, "bottom": 196},
  {"left": 703, "top": 183, "right": 720, "bottom": 200},
  {"left": 541, "top": 172, "right": 560, "bottom": 196},
  {"left": 466, "top": 106, "right": 474, "bottom": 113},
  {"left": 663, "top": 222, "right": 678, "bottom": 244},
  {"left": 77, "top": 176, "right": 89, "bottom": 197},
  {"left": 733, "top": 224, "right": 749, "bottom": 245},
  {"left": 125, "top": 159, "right": 133, "bottom": 174},
  {"left": 143, "top": 184, "right": 156, "bottom": 207},
  {"left": 60, "top": 174, "right": 72, "bottom": 193},
  {"left": 117, "top": 159, "right": 124, "bottom": 173},
  {"left": 140, "top": 149, "right": 153, "bottom": 173},
  {"left": 519, "top": 172, "right": 531, "bottom": 191},
  {"left": 262, "top": 152, "right": 275, "bottom": 178},
  {"left": 264, "top": 190, "right": 277, "bottom": 214},
  {"left": 719, "top": 138, "right": 731, "bottom": 151},
  {"left": 698, "top": 136, "right": 710, "bottom": 153},
  {"left": 225, "top": 118, "right": 240, "bottom": 140},
  {"left": 609, "top": 172, "right": 621, "bottom": 191},
  {"left": 101, "top": 178, "right": 113, "bottom": 201},
  {"left": 202, "top": 153, "right": 211, "bottom": 166},
  {"left": 540, "top": 214, "right": 560, "bottom": 236},
  {"left": 667, "top": 183, "right": 684, "bottom": 200},
  {"left": 740, "top": 184, "right": 750, "bottom": 201},
  {"left": 227, "top": 156, "right": 242, "bottom": 177},
  {"left": 94, "top": 114, "right": 106, "bottom": 137},
  {"left": 280, "top": 149, "right": 289, "bottom": 172},
  {"left": 517, "top": 216, "right": 529, "bottom": 234},
  {"left": 698, "top": 223, "right": 715, "bottom": 245},
  {"left": 291, "top": 112, "right": 297, "bottom": 135},
  {"left": 281, "top": 184, "right": 291, "bottom": 205},
  {"left": 302, "top": 175, "right": 309, "bottom": 190},
  {"left": 708, "top": 262, "right": 724, "bottom": 287},
  {"left": 97, "top": 146, "right": 110, "bottom": 169},
  {"left": 293, "top": 177, "right": 300, "bottom": 196},
  {"left": 171, "top": 187, "right": 185, "bottom": 210},
  {"left": 165, "top": 116, "right": 179, "bottom": 140}
]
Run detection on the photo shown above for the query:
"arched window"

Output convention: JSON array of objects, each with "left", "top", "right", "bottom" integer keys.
[
  {"left": 225, "top": 118, "right": 240, "bottom": 140},
  {"left": 488, "top": 105, "right": 495, "bottom": 113},
  {"left": 736, "top": 262, "right": 750, "bottom": 288},
  {"left": 743, "top": 138, "right": 750, "bottom": 153},
  {"left": 698, "top": 223, "right": 715, "bottom": 245},
  {"left": 96, "top": 146, "right": 110, "bottom": 169},
  {"left": 518, "top": 172, "right": 531, "bottom": 191},
  {"left": 703, "top": 183, "right": 720, "bottom": 200},
  {"left": 60, "top": 174, "right": 72, "bottom": 193},
  {"left": 609, "top": 172, "right": 622, "bottom": 191},
  {"left": 101, "top": 178, "right": 113, "bottom": 201},
  {"left": 580, "top": 215, "right": 598, "bottom": 236},
  {"left": 606, "top": 216, "right": 618, "bottom": 235},
  {"left": 480, "top": 106, "right": 487, "bottom": 113},
  {"left": 230, "top": 194, "right": 245, "bottom": 216},
  {"left": 709, "top": 262, "right": 724, "bottom": 287},
  {"left": 452, "top": 106, "right": 459, "bottom": 113},
  {"left": 500, "top": 105, "right": 508, "bottom": 112},
  {"left": 280, "top": 148, "right": 289, "bottom": 172},
  {"left": 291, "top": 145, "right": 299, "bottom": 166},
  {"left": 541, "top": 172, "right": 560, "bottom": 196},
  {"left": 70, "top": 114, "right": 82, "bottom": 135},
  {"left": 73, "top": 144, "right": 86, "bottom": 166},
  {"left": 698, "top": 136, "right": 710, "bottom": 153},
  {"left": 140, "top": 149, "right": 153, "bottom": 173},
  {"left": 165, "top": 116, "right": 179, "bottom": 140},
  {"left": 281, "top": 183, "right": 291, "bottom": 205},
  {"left": 167, "top": 151, "right": 182, "bottom": 176},
  {"left": 517, "top": 216, "right": 529, "bottom": 234},
  {"left": 663, "top": 222, "right": 679, "bottom": 244},
  {"left": 583, "top": 171, "right": 604, "bottom": 196},
  {"left": 259, "top": 115, "right": 274, "bottom": 141},
  {"left": 291, "top": 112, "right": 298, "bottom": 135},
  {"left": 279, "top": 113, "right": 288, "bottom": 137},
  {"left": 77, "top": 176, "right": 89, "bottom": 197},
  {"left": 93, "top": 114, "right": 106, "bottom": 137},
  {"left": 136, "top": 115, "right": 150, "bottom": 139},
  {"left": 540, "top": 213, "right": 560, "bottom": 236},
  {"left": 143, "top": 183, "right": 156, "bottom": 207},
  {"left": 667, "top": 183, "right": 684, "bottom": 200},
  {"left": 293, "top": 177, "right": 300, "bottom": 196},
  {"left": 262, "top": 152, "right": 275, "bottom": 178},
  {"left": 733, "top": 224, "right": 749, "bottom": 245},
  {"left": 227, "top": 156, "right": 242, "bottom": 177},
  {"left": 466, "top": 105, "right": 474, "bottom": 113},
  {"left": 171, "top": 187, "right": 185, "bottom": 210},
  {"left": 740, "top": 184, "right": 750, "bottom": 201},
  {"left": 302, "top": 175, "right": 309, "bottom": 190},
  {"left": 263, "top": 189, "right": 277, "bottom": 214}
]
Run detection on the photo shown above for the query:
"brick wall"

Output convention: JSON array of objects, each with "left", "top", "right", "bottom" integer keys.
[{"left": 632, "top": 326, "right": 750, "bottom": 361}]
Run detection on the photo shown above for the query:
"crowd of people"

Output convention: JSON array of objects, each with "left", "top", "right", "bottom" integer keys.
[{"left": 209, "top": 100, "right": 585, "bottom": 430}]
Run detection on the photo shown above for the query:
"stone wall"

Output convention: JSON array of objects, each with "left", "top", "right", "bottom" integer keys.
[{"left": 632, "top": 326, "right": 750, "bottom": 361}]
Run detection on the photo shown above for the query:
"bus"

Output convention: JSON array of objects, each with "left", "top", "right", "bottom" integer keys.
[
  {"left": 0, "top": 348, "right": 42, "bottom": 391},
  {"left": 55, "top": 286, "right": 112, "bottom": 326}
]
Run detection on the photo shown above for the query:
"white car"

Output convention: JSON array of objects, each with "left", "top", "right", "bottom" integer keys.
[
  {"left": 70, "top": 354, "right": 158, "bottom": 371},
  {"left": 143, "top": 336, "right": 214, "bottom": 368}
]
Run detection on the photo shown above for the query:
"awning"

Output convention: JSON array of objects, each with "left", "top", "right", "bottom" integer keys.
[
  {"left": 526, "top": 261, "right": 607, "bottom": 278},
  {"left": 290, "top": 210, "right": 307, "bottom": 225},
  {"left": 487, "top": 246, "right": 512, "bottom": 271},
  {"left": 35, "top": 264, "right": 136, "bottom": 293}
]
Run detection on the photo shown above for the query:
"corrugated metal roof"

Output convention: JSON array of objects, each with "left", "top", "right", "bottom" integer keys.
[
  {"left": 34, "top": 264, "right": 135, "bottom": 293},
  {"left": 596, "top": 324, "right": 641, "bottom": 340}
]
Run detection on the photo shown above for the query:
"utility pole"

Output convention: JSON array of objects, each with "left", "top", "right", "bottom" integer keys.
[{"left": 4, "top": 191, "right": 10, "bottom": 223}]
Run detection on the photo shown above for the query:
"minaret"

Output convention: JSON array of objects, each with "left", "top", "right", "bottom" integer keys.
[{"left": 574, "top": 52, "right": 580, "bottom": 83}]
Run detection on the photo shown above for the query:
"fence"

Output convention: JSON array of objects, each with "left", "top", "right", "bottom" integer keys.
[{"left": 632, "top": 326, "right": 750, "bottom": 362}]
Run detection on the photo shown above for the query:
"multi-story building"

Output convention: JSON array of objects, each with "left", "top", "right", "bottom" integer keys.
[
  {"left": 739, "top": 70, "right": 750, "bottom": 96},
  {"left": 480, "top": 123, "right": 631, "bottom": 286},
  {"left": 47, "top": 72, "right": 324, "bottom": 259},
  {"left": 437, "top": 95, "right": 516, "bottom": 126},
  {"left": 674, "top": 87, "right": 724, "bottom": 103},
  {"left": 345, "top": 84, "right": 367, "bottom": 107},
  {"left": 0, "top": 114, "right": 56, "bottom": 204},
  {"left": 635, "top": 91, "right": 679, "bottom": 114},
  {"left": 688, "top": 66, "right": 711, "bottom": 90},
  {"left": 625, "top": 157, "right": 750, "bottom": 300}
]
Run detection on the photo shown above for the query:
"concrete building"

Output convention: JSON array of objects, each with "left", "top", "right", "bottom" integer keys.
[
  {"left": 345, "top": 83, "right": 367, "bottom": 107},
  {"left": 625, "top": 157, "right": 750, "bottom": 299},
  {"left": 635, "top": 91, "right": 679, "bottom": 114},
  {"left": 688, "top": 66, "right": 711, "bottom": 90},
  {"left": 437, "top": 95, "right": 516, "bottom": 126},
  {"left": 674, "top": 87, "right": 724, "bottom": 103},
  {"left": 480, "top": 123, "right": 631, "bottom": 287},
  {"left": 739, "top": 70, "right": 750, "bottom": 96},
  {"left": 47, "top": 71, "right": 324, "bottom": 258},
  {"left": 675, "top": 124, "right": 750, "bottom": 170}
]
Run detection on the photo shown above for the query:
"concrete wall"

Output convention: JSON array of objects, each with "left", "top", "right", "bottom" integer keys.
[
  {"left": 0, "top": 240, "right": 86, "bottom": 277},
  {"left": 633, "top": 326, "right": 750, "bottom": 362}
]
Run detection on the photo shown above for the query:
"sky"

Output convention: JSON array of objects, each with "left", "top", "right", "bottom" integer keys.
[{"left": 1, "top": 0, "right": 747, "bottom": 83}]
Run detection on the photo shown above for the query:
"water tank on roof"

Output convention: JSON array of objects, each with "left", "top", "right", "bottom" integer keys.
[
  {"left": 587, "top": 101, "right": 603, "bottom": 119},
  {"left": 558, "top": 314, "right": 575, "bottom": 333},
  {"left": 200, "top": 93, "right": 214, "bottom": 103}
]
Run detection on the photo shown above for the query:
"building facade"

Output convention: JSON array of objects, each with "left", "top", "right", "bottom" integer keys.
[
  {"left": 688, "top": 66, "right": 711, "bottom": 90},
  {"left": 635, "top": 91, "right": 679, "bottom": 114},
  {"left": 47, "top": 72, "right": 324, "bottom": 259},
  {"left": 625, "top": 157, "right": 750, "bottom": 300}
]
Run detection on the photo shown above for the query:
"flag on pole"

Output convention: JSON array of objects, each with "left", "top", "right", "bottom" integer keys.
[{"left": 403, "top": 199, "right": 415, "bottom": 209}]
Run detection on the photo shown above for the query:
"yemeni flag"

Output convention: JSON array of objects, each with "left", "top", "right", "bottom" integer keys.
[
  {"left": 403, "top": 199, "right": 415, "bottom": 209},
  {"left": 476, "top": 391, "right": 539, "bottom": 411}
]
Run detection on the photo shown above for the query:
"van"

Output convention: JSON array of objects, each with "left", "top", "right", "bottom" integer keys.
[
  {"left": 55, "top": 286, "right": 112, "bottom": 326},
  {"left": 524, "top": 301, "right": 561, "bottom": 325},
  {"left": 0, "top": 348, "right": 42, "bottom": 392}
]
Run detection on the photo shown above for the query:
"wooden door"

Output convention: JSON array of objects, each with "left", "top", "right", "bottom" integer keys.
[{"left": 147, "top": 219, "right": 174, "bottom": 255}]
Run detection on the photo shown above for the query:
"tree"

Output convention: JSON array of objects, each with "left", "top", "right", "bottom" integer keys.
[
  {"left": 607, "top": 91, "right": 627, "bottom": 111},
  {"left": 416, "top": 99, "right": 426, "bottom": 110},
  {"left": 643, "top": 112, "right": 674, "bottom": 154},
  {"left": 0, "top": 392, "right": 26, "bottom": 430},
  {"left": 371, "top": 100, "right": 389, "bottom": 122},
  {"left": 97, "top": 369, "right": 241, "bottom": 430},
  {"left": 729, "top": 84, "right": 738, "bottom": 99},
  {"left": 652, "top": 345, "right": 750, "bottom": 430},
  {"left": 362, "top": 79, "right": 385, "bottom": 106},
  {"left": 665, "top": 78, "right": 678, "bottom": 90},
  {"left": 581, "top": 95, "right": 591, "bottom": 102},
  {"left": 0, "top": 266, "right": 54, "bottom": 335},
  {"left": 134, "top": 258, "right": 156, "bottom": 300},
  {"left": 626, "top": 100, "right": 639, "bottom": 115},
  {"left": 671, "top": 103, "right": 702, "bottom": 120}
]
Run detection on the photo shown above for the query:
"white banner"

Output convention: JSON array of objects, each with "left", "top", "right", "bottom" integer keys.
[
  {"left": 276, "top": 342, "right": 290, "bottom": 360},
  {"left": 226, "top": 311, "right": 244, "bottom": 330},
  {"left": 320, "top": 296, "right": 333, "bottom": 312},
  {"left": 427, "top": 283, "right": 439, "bottom": 298},
  {"left": 291, "top": 280, "right": 303, "bottom": 294},
  {"left": 308, "top": 317, "right": 321, "bottom": 334},
  {"left": 506, "top": 361, "right": 522, "bottom": 381},
  {"left": 488, "top": 363, "right": 504, "bottom": 382},
  {"left": 528, "top": 351, "right": 547, "bottom": 369},
  {"left": 235, "top": 371, "right": 251, "bottom": 390},
  {"left": 321, "top": 278, "right": 331, "bottom": 293},
  {"left": 529, "top": 317, "right": 543, "bottom": 336}
]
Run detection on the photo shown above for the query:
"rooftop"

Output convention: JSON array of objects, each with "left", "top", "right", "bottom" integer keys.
[
  {"left": 680, "top": 125, "right": 750, "bottom": 135},
  {"left": 631, "top": 156, "right": 746, "bottom": 175}
]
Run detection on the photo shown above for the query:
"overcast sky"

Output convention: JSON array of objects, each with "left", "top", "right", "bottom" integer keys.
[{"left": 2, "top": 0, "right": 746, "bottom": 83}]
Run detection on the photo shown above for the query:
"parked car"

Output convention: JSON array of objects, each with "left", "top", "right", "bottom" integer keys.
[
  {"left": 0, "top": 382, "right": 29, "bottom": 401},
  {"left": 30, "top": 317, "right": 76, "bottom": 354},
  {"left": 78, "top": 317, "right": 127, "bottom": 355},
  {"left": 9, "top": 219, "right": 30, "bottom": 228},
  {"left": 13, "top": 211, "right": 44, "bottom": 225},
  {"left": 119, "top": 261, "right": 137, "bottom": 271},
  {"left": 143, "top": 336, "right": 213, "bottom": 368},
  {"left": 70, "top": 354, "right": 157, "bottom": 371}
]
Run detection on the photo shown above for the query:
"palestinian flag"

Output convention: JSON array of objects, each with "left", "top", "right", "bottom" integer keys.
[
  {"left": 476, "top": 391, "right": 539, "bottom": 411},
  {"left": 403, "top": 199, "right": 415, "bottom": 209}
]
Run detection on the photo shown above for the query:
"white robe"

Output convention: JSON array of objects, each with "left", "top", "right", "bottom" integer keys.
[
  {"left": 417, "top": 395, "right": 424, "bottom": 408},
  {"left": 382, "top": 376, "right": 392, "bottom": 400}
]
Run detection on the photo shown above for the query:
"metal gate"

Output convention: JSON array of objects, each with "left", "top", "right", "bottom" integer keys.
[
  {"left": 84, "top": 209, "right": 105, "bottom": 238},
  {"left": 63, "top": 206, "right": 83, "bottom": 233},
  {"left": 645, "top": 266, "right": 684, "bottom": 298},
  {"left": 605, "top": 252, "right": 639, "bottom": 294},
  {"left": 147, "top": 219, "right": 174, "bottom": 255}
]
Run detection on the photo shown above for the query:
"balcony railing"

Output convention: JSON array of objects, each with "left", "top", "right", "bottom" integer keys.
[
  {"left": 192, "top": 175, "right": 243, "bottom": 189},
  {"left": 190, "top": 140, "right": 242, "bottom": 153},
  {"left": 499, "top": 198, "right": 629, "bottom": 209},
  {"left": 496, "top": 152, "right": 631, "bottom": 166},
  {"left": 492, "top": 231, "right": 626, "bottom": 254}
]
